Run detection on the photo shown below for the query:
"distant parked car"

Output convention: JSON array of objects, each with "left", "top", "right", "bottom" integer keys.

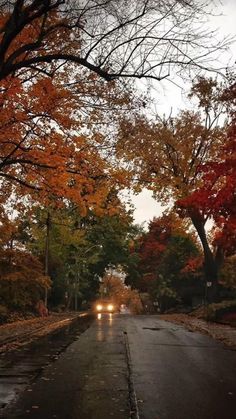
[{"left": 119, "top": 304, "right": 130, "bottom": 314}]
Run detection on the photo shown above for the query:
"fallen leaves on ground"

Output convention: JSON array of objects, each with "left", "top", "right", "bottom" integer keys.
[
  {"left": 160, "top": 313, "right": 236, "bottom": 350},
  {"left": 0, "top": 312, "right": 82, "bottom": 353}
]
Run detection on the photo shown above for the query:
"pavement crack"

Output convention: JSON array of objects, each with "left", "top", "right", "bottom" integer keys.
[
  {"left": 143, "top": 327, "right": 161, "bottom": 331},
  {"left": 123, "top": 330, "right": 140, "bottom": 419}
]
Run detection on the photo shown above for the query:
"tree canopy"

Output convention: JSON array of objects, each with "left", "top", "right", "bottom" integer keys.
[
  {"left": 0, "top": 0, "right": 229, "bottom": 83},
  {"left": 125, "top": 212, "right": 202, "bottom": 311},
  {"left": 116, "top": 77, "right": 234, "bottom": 300}
]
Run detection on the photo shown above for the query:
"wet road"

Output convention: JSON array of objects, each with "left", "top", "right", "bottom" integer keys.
[
  {"left": 126, "top": 316, "right": 236, "bottom": 419},
  {"left": 0, "top": 315, "right": 92, "bottom": 410},
  {"left": 1, "top": 314, "right": 236, "bottom": 419}
]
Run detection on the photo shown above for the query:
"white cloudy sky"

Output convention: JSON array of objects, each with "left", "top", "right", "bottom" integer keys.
[{"left": 130, "top": 0, "right": 236, "bottom": 226}]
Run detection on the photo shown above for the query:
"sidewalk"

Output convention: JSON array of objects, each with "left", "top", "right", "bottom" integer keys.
[
  {"left": 0, "top": 312, "right": 86, "bottom": 353},
  {"left": 160, "top": 313, "right": 236, "bottom": 350},
  {"left": 1, "top": 315, "right": 129, "bottom": 419}
]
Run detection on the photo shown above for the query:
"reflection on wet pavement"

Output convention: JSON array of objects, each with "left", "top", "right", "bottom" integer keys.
[
  {"left": 96, "top": 313, "right": 114, "bottom": 341},
  {"left": 0, "top": 316, "right": 92, "bottom": 410},
  {"left": 2, "top": 313, "right": 129, "bottom": 419}
]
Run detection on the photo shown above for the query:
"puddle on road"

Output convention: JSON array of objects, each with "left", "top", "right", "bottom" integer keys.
[
  {"left": 142, "top": 326, "right": 179, "bottom": 332},
  {"left": 0, "top": 315, "right": 93, "bottom": 410},
  {"left": 142, "top": 327, "right": 162, "bottom": 331}
]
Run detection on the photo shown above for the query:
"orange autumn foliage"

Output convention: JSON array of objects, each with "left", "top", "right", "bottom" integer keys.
[
  {"left": 0, "top": 214, "right": 51, "bottom": 309},
  {"left": 0, "top": 4, "right": 148, "bottom": 217},
  {"left": 100, "top": 273, "right": 143, "bottom": 314},
  {"left": 0, "top": 69, "right": 135, "bottom": 215}
]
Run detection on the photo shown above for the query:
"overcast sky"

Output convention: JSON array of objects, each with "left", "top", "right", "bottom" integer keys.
[{"left": 130, "top": 0, "right": 236, "bottom": 227}]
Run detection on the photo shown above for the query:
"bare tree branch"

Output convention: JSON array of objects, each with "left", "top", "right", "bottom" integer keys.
[{"left": 0, "top": 0, "right": 232, "bottom": 83}]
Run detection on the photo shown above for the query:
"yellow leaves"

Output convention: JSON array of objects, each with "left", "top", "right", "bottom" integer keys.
[
  {"left": 30, "top": 77, "right": 72, "bottom": 119},
  {"left": 0, "top": 11, "right": 138, "bottom": 218},
  {"left": 0, "top": 73, "right": 82, "bottom": 207},
  {"left": 3, "top": 9, "right": 69, "bottom": 64},
  {"left": 117, "top": 109, "right": 226, "bottom": 205},
  {"left": 100, "top": 273, "right": 142, "bottom": 314}
]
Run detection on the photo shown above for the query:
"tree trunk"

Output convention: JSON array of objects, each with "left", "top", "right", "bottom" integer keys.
[{"left": 190, "top": 211, "right": 220, "bottom": 302}]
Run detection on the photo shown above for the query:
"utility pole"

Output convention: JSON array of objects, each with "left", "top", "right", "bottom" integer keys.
[
  {"left": 73, "top": 244, "right": 101, "bottom": 311},
  {"left": 74, "top": 261, "right": 78, "bottom": 311},
  {"left": 44, "top": 212, "right": 50, "bottom": 307}
]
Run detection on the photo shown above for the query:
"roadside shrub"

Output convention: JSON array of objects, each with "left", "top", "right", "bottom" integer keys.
[
  {"left": 0, "top": 248, "right": 51, "bottom": 311},
  {"left": 219, "top": 256, "right": 236, "bottom": 289},
  {"left": 206, "top": 300, "right": 236, "bottom": 321},
  {"left": 0, "top": 304, "right": 9, "bottom": 324}
]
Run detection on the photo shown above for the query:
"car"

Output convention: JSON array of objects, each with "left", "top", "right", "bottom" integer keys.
[{"left": 93, "top": 300, "right": 116, "bottom": 313}]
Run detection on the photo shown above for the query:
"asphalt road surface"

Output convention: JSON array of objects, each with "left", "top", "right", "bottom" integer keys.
[{"left": 1, "top": 314, "right": 236, "bottom": 419}]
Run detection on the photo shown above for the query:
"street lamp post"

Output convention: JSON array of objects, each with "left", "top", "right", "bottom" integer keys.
[
  {"left": 74, "top": 280, "right": 78, "bottom": 311},
  {"left": 44, "top": 212, "right": 50, "bottom": 307}
]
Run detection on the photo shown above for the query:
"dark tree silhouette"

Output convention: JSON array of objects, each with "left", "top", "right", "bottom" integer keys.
[{"left": 0, "top": 0, "right": 230, "bottom": 83}]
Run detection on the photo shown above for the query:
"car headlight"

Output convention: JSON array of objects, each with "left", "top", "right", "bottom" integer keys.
[
  {"left": 96, "top": 304, "right": 103, "bottom": 311},
  {"left": 107, "top": 304, "right": 114, "bottom": 311}
]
